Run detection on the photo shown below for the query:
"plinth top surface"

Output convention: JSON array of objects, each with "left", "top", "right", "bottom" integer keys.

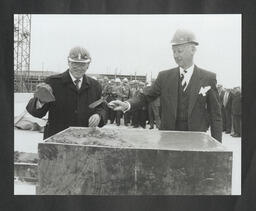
[{"left": 44, "top": 127, "right": 229, "bottom": 152}]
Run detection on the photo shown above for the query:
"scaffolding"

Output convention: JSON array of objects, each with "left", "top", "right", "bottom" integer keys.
[{"left": 14, "top": 14, "right": 32, "bottom": 92}]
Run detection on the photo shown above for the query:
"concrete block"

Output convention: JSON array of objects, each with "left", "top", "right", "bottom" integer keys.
[{"left": 38, "top": 127, "right": 232, "bottom": 195}]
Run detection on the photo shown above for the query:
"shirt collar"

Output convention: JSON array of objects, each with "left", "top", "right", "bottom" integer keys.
[
  {"left": 69, "top": 71, "right": 83, "bottom": 84},
  {"left": 179, "top": 64, "right": 195, "bottom": 76}
]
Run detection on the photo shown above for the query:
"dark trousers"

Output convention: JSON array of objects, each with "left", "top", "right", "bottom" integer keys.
[
  {"left": 140, "top": 109, "right": 148, "bottom": 128},
  {"left": 109, "top": 109, "right": 116, "bottom": 123},
  {"left": 132, "top": 110, "right": 140, "bottom": 127},
  {"left": 132, "top": 109, "right": 147, "bottom": 128},
  {"left": 148, "top": 104, "right": 161, "bottom": 129},
  {"left": 221, "top": 106, "right": 226, "bottom": 131},
  {"left": 232, "top": 114, "right": 241, "bottom": 135},
  {"left": 105, "top": 106, "right": 111, "bottom": 124},
  {"left": 116, "top": 111, "right": 123, "bottom": 125},
  {"left": 124, "top": 111, "right": 131, "bottom": 125},
  {"left": 224, "top": 107, "right": 232, "bottom": 132}
]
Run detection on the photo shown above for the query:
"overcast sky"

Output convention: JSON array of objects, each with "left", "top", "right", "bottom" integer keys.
[{"left": 29, "top": 14, "right": 241, "bottom": 88}]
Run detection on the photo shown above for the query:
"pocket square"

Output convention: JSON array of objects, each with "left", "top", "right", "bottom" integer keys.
[{"left": 199, "top": 86, "right": 211, "bottom": 96}]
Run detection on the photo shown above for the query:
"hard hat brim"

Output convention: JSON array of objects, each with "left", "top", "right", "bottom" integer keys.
[
  {"left": 68, "top": 57, "right": 91, "bottom": 63},
  {"left": 171, "top": 41, "right": 199, "bottom": 46}
]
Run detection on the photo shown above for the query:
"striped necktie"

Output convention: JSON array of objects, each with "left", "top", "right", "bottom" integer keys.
[
  {"left": 74, "top": 79, "right": 80, "bottom": 90},
  {"left": 180, "top": 69, "right": 187, "bottom": 91}
]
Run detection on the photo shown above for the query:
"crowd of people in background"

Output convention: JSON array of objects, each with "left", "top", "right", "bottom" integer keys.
[
  {"left": 96, "top": 77, "right": 161, "bottom": 130},
  {"left": 97, "top": 76, "right": 241, "bottom": 138},
  {"left": 217, "top": 85, "right": 241, "bottom": 137}
]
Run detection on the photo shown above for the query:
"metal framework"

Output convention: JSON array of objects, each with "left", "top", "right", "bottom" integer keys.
[{"left": 14, "top": 14, "right": 31, "bottom": 92}]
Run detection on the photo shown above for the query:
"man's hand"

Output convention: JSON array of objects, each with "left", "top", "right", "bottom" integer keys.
[
  {"left": 88, "top": 114, "right": 101, "bottom": 127},
  {"left": 34, "top": 83, "right": 55, "bottom": 103},
  {"left": 108, "top": 100, "right": 129, "bottom": 112}
]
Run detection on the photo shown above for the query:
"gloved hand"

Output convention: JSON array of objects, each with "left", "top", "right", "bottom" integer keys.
[
  {"left": 88, "top": 114, "right": 101, "bottom": 127},
  {"left": 34, "top": 83, "right": 55, "bottom": 103}
]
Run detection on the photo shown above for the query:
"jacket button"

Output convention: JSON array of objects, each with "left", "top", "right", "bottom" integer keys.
[{"left": 74, "top": 110, "right": 78, "bottom": 114}]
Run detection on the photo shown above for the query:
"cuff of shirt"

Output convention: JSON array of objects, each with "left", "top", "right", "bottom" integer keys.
[{"left": 123, "top": 101, "right": 131, "bottom": 113}]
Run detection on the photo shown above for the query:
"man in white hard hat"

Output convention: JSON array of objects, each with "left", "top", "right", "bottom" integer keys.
[
  {"left": 111, "top": 78, "right": 123, "bottom": 126},
  {"left": 109, "top": 29, "right": 222, "bottom": 142},
  {"left": 26, "top": 46, "right": 106, "bottom": 139},
  {"left": 121, "top": 78, "right": 131, "bottom": 126},
  {"left": 122, "top": 78, "right": 128, "bottom": 83}
]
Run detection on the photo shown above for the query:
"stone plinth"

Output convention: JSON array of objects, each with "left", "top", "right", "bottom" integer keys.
[
  {"left": 38, "top": 127, "right": 232, "bottom": 195},
  {"left": 14, "top": 163, "right": 38, "bottom": 182}
]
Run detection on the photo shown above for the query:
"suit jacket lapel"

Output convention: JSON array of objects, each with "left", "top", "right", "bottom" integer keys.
[
  {"left": 61, "top": 70, "right": 81, "bottom": 92},
  {"left": 61, "top": 70, "right": 76, "bottom": 92},
  {"left": 188, "top": 66, "right": 203, "bottom": 116},
  {"left": 79, "top": 75, "right": 90, "bottom": 93},
  {"left": 61, "top": 70, "right": 91, "bottom": 93},
  {"left": 168, "top": 67, "right": 179, "bottom": 119}
]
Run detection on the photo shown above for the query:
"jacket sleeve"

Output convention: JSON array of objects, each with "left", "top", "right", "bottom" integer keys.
[
  {"left": 206, "top": 74, "right": 223, "bottom": 142},
  {"left": 26, "top": 97, "right": 50, "bottom": 118},
  {"left": 26, "top": 77, "right": 53, "bottom": 118},
  {"left": 127, "top": 72, "right": 162, "bottom": 111}
]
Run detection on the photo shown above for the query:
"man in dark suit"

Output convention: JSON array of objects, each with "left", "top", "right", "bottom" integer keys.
[
  {"left": 109, "top": 29, "right": 222, "bottom": 142},
  {"left": 147, "top": 82, "right": 161, "bottom": 129},
  {"left": 217, "top": 84, "right": 226, "bottom": 132},
  {"left": 26, "top": 46, "right": 106, "bottom": 139},
  {"left": 231, "top": 86, "right": 241, "bottom": 137},
  {"left": 223, "top": 88, "right": 233, "bottom": 134}
]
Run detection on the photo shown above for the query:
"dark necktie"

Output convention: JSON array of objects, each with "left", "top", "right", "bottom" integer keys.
[
  {"left": 180, "top": 69, "right": 187, "bottom": 91},
  {"left": 74, "top": 79, "right": 80, "bottom": 90}
]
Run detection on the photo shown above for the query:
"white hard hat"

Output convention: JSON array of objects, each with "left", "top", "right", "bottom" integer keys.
[
  {"left": 171, "top": 29, "right": 199, "bottom": 46},
  {"left": 122, "top": 78, "right": 128, "bottom": 82},
  {"left": 68, "top": 46, "right": 91, "bottom": 63},
  {"left": 115, "top": 78, "right": 121, "bottom": 83}
]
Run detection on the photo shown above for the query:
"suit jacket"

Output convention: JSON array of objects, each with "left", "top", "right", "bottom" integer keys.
[
  {"left": 224, "top": 91, "right": 233, "bottom": 111},
  {"left": 128, "top": 65, "right": 222, "bottom": 142},
  {"left": 26, "top": 70, "right": 106, "bottom": 139},
  {"left": 219, "top": 89, "right": 225, "bottom": 106}
]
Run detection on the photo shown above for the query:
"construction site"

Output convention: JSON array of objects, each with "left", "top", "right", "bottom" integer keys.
[
  {"left": 14, "top": 14, "right": 147, "bottom": 93},
  {"left": 14, "top": 14, "right": 241, "bottom": 195}
]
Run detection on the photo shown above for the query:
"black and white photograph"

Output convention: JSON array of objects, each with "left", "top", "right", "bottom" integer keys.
[{"left": 14, "top": 14, "right": 241, "bottom": 195}]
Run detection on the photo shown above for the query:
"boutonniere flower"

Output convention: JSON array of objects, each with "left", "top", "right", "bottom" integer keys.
[{"left": 199, "top": 86, "right": 211, "bottom": 96}]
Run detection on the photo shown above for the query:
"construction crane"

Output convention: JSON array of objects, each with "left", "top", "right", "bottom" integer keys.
[{"left": 14, "top": 14, "right": 31, "bottom": 92}]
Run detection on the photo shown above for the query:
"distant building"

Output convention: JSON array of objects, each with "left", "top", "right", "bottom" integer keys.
[
  {"left": 14, "top": 71, "right": 147, "bottom": 92},
  {"left": 14, "top": 70, "right": 58, "bottom": 92},
  {"left": 89, "top": 73, "right": 147, "bottom": 82}
]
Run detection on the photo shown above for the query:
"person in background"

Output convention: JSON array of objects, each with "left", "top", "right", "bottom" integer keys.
[
  {"left": 106, "top": 79, "right": 117, "bottom": 124},
  {"left": 147, "top": 93, "right": 161, "bottom": 129},
  {"left": 129, "top": 80, "right": 137, "bottom": 127},
  {"left": 137, "top": 81, "right": 148, "bottom": 128},
  {"left": 26, "top": 46, "right": 106, "bottom": 139},
  {"left": 217, "top": 84, "right": 226, "bottom": 132},
  {"left": 231, "top": 86, "right": 241, "bottom": 137},
  {"left": 112, "top": 78, "right": 123, "bottom": 126},
  {"left": 121, "top": 78, "right": 132, "bottom": 126},
  {"left": 223, "top": 88, "right": 233, "bottom": 134}
]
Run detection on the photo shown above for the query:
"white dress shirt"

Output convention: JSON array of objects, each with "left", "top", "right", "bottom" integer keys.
[
  {"left": 179, "top": 64, "right": 194, "bottom": 90},
  {"left": 69, "top": 71, "right": 83, "bottom": 89}
]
